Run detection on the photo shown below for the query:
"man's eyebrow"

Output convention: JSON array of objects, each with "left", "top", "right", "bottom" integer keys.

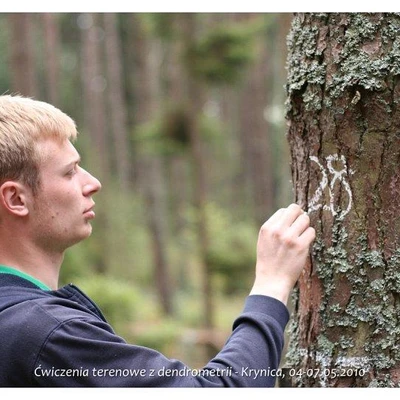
[{"left": 64, "top": 156, "right": 81, "bottom": 168}]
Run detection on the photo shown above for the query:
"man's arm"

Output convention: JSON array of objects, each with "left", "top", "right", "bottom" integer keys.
[{"left": 32, "top": 203, "right": 315, "bottom": 387}]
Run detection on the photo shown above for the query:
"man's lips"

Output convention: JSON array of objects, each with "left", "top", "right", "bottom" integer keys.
[{"left": 83, "top": 204, "right": 96, "bottom": 218}]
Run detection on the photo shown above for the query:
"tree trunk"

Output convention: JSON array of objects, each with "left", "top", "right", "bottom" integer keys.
[
  {"left": 133, "top": 15, "right": 173, "bottom": 316},
  {"left": 103, "top": 13, "right": 131, "bottom": 190},
  {"left": 8, "top": 13, "right": 38, "bottom": 98},
  {"left": 283, "top": 12, "right": 400, "bottom": 388},
  {"left": 164, "top": 14, "right": 191, "bottom": 292},
  {"left": 181, "top": 14, "right": 215, "bottom": 335},
  {"left": 80, "top": 13, "right": 110, "bottom": 274},
  {"left": 238, "top": 14, "right": 274, "bottom": 225},
  {"left": 80, "top": 13, "right": 110, "bottom": 180},
  {"left": 42, "top": 13, "right": 60, "bottom": 106}
]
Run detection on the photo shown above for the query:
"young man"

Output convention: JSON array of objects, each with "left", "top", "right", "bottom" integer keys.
[{"left": 0, "top": 94, "right": 315, "bottom": 387}]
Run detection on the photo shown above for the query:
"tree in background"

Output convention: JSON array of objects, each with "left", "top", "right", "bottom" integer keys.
[
  {"left": 79, "top": 13, "right": 111, "bottom": 274},
  {"left": 0, "top": 12, "right": 292, "bottom": 367},
  {"left": 8, "top": 13, "right": 38, "bottom": 97},
  {"left": 284, "top": 13, "right": 400, "bottom": 387},
  {"left": 41, "top": 13, "right": 61, "bottom": 106},
  {"left": 236, "top": 13, "right": 274, "bottom": 226},
  {"left": 182, "top": 14, "right": 270, "bottom": 353},
  {"left": 131, "top": 14, "right": 173, "bottom": 316},
  {"left": 103, "top": 13, "right": 131, "bottom": 190}
]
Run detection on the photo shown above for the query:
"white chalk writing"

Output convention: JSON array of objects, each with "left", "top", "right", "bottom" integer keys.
[{"left": 309, "top": 154, "right": 354, "bottom": 220}]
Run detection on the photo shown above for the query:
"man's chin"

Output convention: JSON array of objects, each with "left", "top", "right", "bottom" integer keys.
[
  {"left": 64, "top": 226, "right": 93, "bottom": 250},
  {"left": 81, "top": 225, "right": 93, "bottom": 240}
]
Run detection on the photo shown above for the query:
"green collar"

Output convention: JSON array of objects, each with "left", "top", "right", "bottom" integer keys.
[{"left": 0, "top": 265, "right": 51, "bottom": 291}]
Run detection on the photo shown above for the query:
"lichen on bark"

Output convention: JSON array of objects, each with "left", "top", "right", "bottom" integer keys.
[{"left": 284, "top": 12, "right": 400, "bottom": 387}]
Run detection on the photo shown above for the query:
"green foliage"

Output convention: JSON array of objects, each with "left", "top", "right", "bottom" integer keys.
[
  {"left": 205, "top": 202, "right": 257, "bottom": 295},
  {"left": 133, "top": 106, "right": 224, "bottom": 156},
  {"left": 172, "top": 290, "right": 204, "bottom": 327},
  {"left": 162, "top": 105, "right": 192, "bottom": 146},
  {"left": 99, "top": 187, "right": 153, "bottom": 284},
  {"left": 60, "top": 239, "right": 99, "bottom": 284},
  {"left": 139, "top": 13, "right": 178, "bottom": 39},
  {"left": 187, "top": 23, "right": 259, "bottom": 85},
  {"left": 73, "top": 274, "right": 140, "bottom": 337},
  {"left": 61, "top": 183, "right": 153, "bottom": 287},
  {"left": 132, "top": 318, "right": 180, "bottom": 353},
  {"left": 133, "top": 112, "right": 187, "bottom": 156}
]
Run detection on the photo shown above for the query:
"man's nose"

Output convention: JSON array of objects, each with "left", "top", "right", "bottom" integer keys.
[{"left": 82, "top": 169, "right": 102, "bottom": 196}]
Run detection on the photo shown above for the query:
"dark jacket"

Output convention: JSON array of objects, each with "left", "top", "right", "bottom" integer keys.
[{"left": 0, "top": 273, "right": 289, "bottom": 387}]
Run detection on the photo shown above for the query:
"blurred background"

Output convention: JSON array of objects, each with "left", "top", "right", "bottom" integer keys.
[{"left": 0, "top": 13, "right": 294, "bottom": 366}]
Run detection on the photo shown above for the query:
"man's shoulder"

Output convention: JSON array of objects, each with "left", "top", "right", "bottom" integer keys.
[
  {"left": 0, "top": 276, "right": 104, "bottom": 330},
  {"left": 0, "top": 276, "right": 110, "bottom": 386}
]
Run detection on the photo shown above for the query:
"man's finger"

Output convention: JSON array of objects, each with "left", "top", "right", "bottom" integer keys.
[
  {"left": 279, "top": 203, "right": 304, "bottom": 228},
  {"left": 263, "top": 208, "right": 285, "bottom": 228},
  {"left": 289, "top": 212, "right": 311, "bottom": 237},
  {"left": 299, "top": 226, "right": 316, "bottom": 245}
]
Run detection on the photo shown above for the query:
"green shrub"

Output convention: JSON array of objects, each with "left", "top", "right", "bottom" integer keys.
[
  {"left": 205, "top": 202, "right": 257, "bottom": 295},
  {"left": 74, "top": 274, "right": 140, "bottom": 337},
  {"left": 132, "top": 318, "right": 180, "bottom": 355}
]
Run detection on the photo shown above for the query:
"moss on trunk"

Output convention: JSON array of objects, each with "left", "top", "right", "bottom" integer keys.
[{"left": 285, "top": 12, "right": 400, "bottom": 387}]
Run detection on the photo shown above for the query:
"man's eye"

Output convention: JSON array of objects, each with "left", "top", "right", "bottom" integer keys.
[{"left": 66, "top": 167, "right": 77, "bottom": 176}]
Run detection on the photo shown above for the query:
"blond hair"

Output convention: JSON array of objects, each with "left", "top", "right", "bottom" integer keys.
[{"left": 0, "top": 95, "right": 78, "bottom": 194}]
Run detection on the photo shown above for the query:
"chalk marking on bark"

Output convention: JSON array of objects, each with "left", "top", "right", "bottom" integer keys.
[
  {"left": 298, "top": 348, "right": 371, "bottom": 387},
  {"left": 335, "top": 355, "right": 371, "bottom": 369},
  {"left": 309, "top": 156, "right": 328, "bottom": 213},
  {"left": 309, "top": 154, "right": 354, "bottom": 220}
]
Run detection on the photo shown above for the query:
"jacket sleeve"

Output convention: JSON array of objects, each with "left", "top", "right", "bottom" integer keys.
[{"left": 33, "top": 295, "right": 289, "bottom": 387}]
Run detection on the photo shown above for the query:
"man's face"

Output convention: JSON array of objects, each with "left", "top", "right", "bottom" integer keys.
[{"left": 29, "top": 139, "right": 101, "bottom": 252}]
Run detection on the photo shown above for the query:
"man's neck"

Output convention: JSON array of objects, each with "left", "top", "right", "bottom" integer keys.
[{"left": 0, "top": 232, "right": 63, "bottom": 290}]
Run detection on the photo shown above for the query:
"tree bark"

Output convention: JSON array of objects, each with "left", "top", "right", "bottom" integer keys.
[{"left": 284, "top": 12, "right": 400, "bottom": 388}]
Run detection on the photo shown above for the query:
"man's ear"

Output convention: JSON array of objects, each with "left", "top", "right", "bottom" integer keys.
[{"left": 0, "top": 181, "right": 30, "bottom": 217}]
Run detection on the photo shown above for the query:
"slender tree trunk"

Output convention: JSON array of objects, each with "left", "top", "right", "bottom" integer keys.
[
  {"left": 80, "top": 13, "right": 109, "bottom": 180},
  {"left": 133, "top": 15, "right": 173, "bottom": 316},
  {"left": 42, "top": 13, "right": 60, "bottom": 106},
  {"left": 165, "top": 15, "right": 191, "bottom": 291},
  {"left": 103, "top": 13, "right": 131, "bottom": 190},
  {"left": 8, "top": 13, "right": 38, "bottom": 97},
  {"left": 283, "top": 12, "right": 400, "bottom": 388},
  {"left": 238, "top": 15, "right": 274, "bottom": 225},
  {"left": 80, "top": 13, "right": 110, "bottom": 274},
  {"left": 181, "top": 14, "right": 215, "bottom": 347},
  {"left": 187, "top": 78, "right": 212, "bottom": 328}
]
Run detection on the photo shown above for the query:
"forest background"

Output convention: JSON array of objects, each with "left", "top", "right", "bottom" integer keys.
[{"left": 0, "top": 13, "right": 294, "bottom": 368}]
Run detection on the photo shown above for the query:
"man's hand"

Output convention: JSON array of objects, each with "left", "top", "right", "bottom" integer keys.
[{"left": 250, "top": 203, "right": 315, "bottom": 306}]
